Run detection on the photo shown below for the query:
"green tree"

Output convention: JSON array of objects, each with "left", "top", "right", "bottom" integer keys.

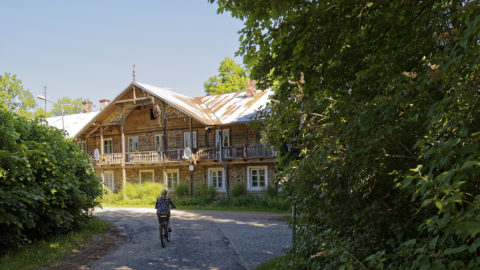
[
  {"left": 204, "top": 57, "right": 250, "bottom": 95},
  {"left": 51, "top": 97, "right": 84, "bottom": 116},
  {"left": 0, "top": 72, "right": 36, "bottom": 117},
  {"left": 212, "top": 0, "right": 480, "bottom": 269}
]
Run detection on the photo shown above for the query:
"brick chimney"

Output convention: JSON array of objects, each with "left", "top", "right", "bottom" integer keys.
[
  {"left": 99, "top": 99, "right": 110, "bottom": 111},
  {"left": 82, "top": 100, "right": 93, "bottom": 113},
  {"left": 246, "top": 78, "right": 256, "bottom": 97}
]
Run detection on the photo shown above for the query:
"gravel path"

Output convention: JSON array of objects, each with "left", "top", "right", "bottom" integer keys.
[{"left": 90, "top": 207, "right": 291, "bottom": 270}]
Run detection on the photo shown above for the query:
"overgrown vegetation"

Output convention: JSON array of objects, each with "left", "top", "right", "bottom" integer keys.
[
  {"left": 101, "top": 182, "right": 164, "bottom": 206},
  {"left": 212, "top": 0, "right": 480, "bottom": 269},
  {"left": 0, "top": 217, "right": 106, "bottom": 270},
  {"left": 0, "top": 100, "right": 102, "bottom": 254}
]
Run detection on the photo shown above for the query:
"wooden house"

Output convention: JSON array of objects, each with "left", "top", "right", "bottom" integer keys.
[{"left": 73, "top": 81, "right": 277, "bottom": 197}]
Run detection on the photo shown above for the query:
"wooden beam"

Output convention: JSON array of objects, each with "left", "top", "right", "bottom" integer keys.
[{"left": 114, "top": 96, "right": 153, "bottom": 104}]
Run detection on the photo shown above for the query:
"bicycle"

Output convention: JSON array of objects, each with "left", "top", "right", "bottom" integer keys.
[{"left": 158, "top": 214, "right": 170, "bottom": 248}]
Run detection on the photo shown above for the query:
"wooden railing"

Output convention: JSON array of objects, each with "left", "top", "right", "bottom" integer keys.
[{"left": 93, "top": 145, "right": 276, "bottom": 165}]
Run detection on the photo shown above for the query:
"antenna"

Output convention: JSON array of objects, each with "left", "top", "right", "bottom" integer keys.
[
  {"left": 133, "top": 64, "right": 136, "bottom": 81},
  {"left": 43, "top": 86, "right": 47, "bottom": 111}
]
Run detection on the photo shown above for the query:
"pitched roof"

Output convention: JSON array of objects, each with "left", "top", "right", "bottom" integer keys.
[
  {"left": 46, "top": 111, "right": 99, "bottom": 138},
  {"left": 49, "top": 81, "right": 273, "bottom": 138}
]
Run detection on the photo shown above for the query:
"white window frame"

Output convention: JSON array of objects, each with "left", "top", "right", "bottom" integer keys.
[
  {"left": 208, "top": 168, "right": 225, "bottom": 191},
  {"left": 104, "top": 171, "right": 114, "bottom": 191},
  {"left": 183, "top": 131, "right": 197, "bottom": 149},
  {"left": 247, "top": 166, "right": 268, "bottom": 191},
  {"left": 155, "top": 134, "right": 165, "bottom": 152},
  {"left": 215, "top": 129, "right": 230, "bottom": 147},
  {"left": 139, "top": 170, "right": 154, "bottom": 184},
  {"left": 128, "top": 136, "right": 139, "bottom": 152},
  {"left": 103, "top": 138, "right": 113, "bottom": 154},
  {"left": 165, "top": 169, "right": 180, "bottom": 191}
]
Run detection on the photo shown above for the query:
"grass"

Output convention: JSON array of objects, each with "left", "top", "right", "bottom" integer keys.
[
  {"left": 254, "top": 256, "right": 287, "bottom": 270},
  {"left": 101, "top": 182, "right": 164, "bottom": 207},
  {"left": 0, "top": 217, "right": 107, "bottom": 270}
]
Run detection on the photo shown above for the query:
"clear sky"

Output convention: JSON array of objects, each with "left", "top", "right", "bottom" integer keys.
[{"left": 0, "top": 0, "right": 244, "bottom": 111}]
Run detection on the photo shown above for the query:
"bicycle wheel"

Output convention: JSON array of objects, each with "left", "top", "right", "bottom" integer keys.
[
  {"left": 160, "top": 223, "right": 166, "bottom": 248},
  {"left": 167, "top": 228, "right": 170, "bottom": 242}
]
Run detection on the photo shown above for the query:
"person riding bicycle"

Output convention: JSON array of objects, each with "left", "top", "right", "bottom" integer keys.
[{"left": 155, "top": 189, "right": 176, "bottom": 233}]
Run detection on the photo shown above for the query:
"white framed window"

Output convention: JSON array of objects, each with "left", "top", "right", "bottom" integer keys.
[
  {"left": 208, "top": 168, "right": 225, "bottom": 191},
  {"left": 155, "top": 134, "right": 165, "bottom": 152},
  {"left": 104, "top": 171, "right": 114, "bottom": 191},
  {"left": 184, "top": 131, "right": 197, "bottom": 149},
  {"left": 215, "top": 129, "right": 230, "bottom": 147},
  {"left": 128, "top": 136, "right": 139, "bottom": 152},
  {"left": 103, "top": 138, "right": 113, "bottom": 154},
  {"left": 247, "top": 166, "right": 268, "bottom": 191},
  {"left": 139, "top": 170, "right": 154, "bottom": 183},
  {"left": 165, "top": 169, "right": 179, "bottom": 190}
]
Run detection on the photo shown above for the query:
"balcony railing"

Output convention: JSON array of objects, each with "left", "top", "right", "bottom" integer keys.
[{"left": 94, "top": 145, "right": 276, "bottom": 165}]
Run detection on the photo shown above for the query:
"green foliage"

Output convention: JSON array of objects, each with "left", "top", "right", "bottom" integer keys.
[
  {"left": 216, "top": 195, "right": 289, "bottom": 211},
  {"left": 51, "top": 97, "right": 84, "bottom": 116},
  {"left": 263, "top": 185, "right": 277, "bottom": 198},
  {"left": 0, "top": 217, "right": 106, "bottom": 270},
  {"left": 174, "top": 183, "right": 190, "bottom": 198},
  {"left": 100, "top": 182, "right": 164, "bottom": 206},
  {"left": 212, "top": 0, "right": 480, "bottom": 269},
  {"left": 194, "top": 184, "right": 217, "bottom": 200},
  {"left": 0, "top": 73, "right": 36, "bottom": 118},
  {"left": 204, "top": 57, "right": 250, "bottom": 95},
  {"left": 0, "top": 105, "right": 102, "bottom": 254},
  {"left": 231, "top": 182, "right": 248, "bottom": 197}
]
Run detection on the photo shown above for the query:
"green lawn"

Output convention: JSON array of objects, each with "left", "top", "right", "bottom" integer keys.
[{"left": 0, "top": 218, "right": 107, "bottom": 270}]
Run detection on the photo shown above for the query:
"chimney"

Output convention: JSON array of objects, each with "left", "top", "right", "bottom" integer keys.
[
  {"left": 99, "top": 99, "right": 110, "bottom": 111},
  {"left": 246, "top": 78, "right": 256, "bottom": 97},
  {"left": 82, "top": 100, "right": 93, "bottom": 113}
]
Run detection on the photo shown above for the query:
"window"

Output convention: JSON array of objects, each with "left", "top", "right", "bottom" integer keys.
[
  {"left": 248, "top": 166, "right": 268, "bottom": 191},
  {"left": 103, "top": 138, "right": 113, "bottom": 154},
  {"left": 104, "top": 171, "right": 114, "bottom": 191},
  {"left": 184, "top": 131, "right": 197, "bottom": 149},
  {"left": 165, "top": 169, "right": 179, "bottom": 190},
  {"left": 140, "top": 170, "right": 154, "bottom": 183},
  {"left": 128, "top": 136, "right": 139, "bottom": 152},
  {"left": 208, "top": 168, "right": 224, "bottom": 190},
  {"left": 215, "top": 129, "right": 230, "bottom": 147},
  {"left": 155, "top": 134, "right": 165, "bottom": 152},
  {"left": 150, "top": 109, "right": 157, "bottom": 120}
]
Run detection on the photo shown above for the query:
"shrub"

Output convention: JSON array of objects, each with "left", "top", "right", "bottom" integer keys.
[
  {"left": 195, "top": 184, "right": 217, "bottom": 200},
  {"left": 231, "top": 182, "right": 247, "bottom": 197},
  {"left": 0, "top": 108, "right": 102, "bottom": 253},
  {"left": 100, "top": 182, "right": 164, "bottom": 206},
  {"left": 174, "top": 183, "right": 190, "bottom": 198},
  {"left": 263, "top": 185, "right": 278, "bottom": 198}
]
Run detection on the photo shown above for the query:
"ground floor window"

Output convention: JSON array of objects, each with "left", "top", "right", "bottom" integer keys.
[
  {"left": 104, "top": 171, "right": 114, "bottom": 191},
  {"left": 140, "top": 170, "right": 154, "bottom": 183},
  {"left": 165, "top": 169, "right": 179, "bottom": 190},
  {"left": 247, "top": 166, "right": 268, "bottom": 191},
  {"left": 208, "top": 168, "right": 224, "bottom": 191}
]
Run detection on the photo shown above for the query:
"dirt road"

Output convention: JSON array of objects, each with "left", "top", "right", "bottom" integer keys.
[{"left": 90, "top": 207, "right": 291, "bottom": 270}]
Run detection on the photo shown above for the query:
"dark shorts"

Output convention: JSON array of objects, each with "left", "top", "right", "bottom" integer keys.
[{"left": 157, "top": 212, "right": 170, "bottom": 223}]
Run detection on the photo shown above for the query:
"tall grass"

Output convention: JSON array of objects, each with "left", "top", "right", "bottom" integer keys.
[{"left": 101, "top": 182, "right": 164, "bottom": 206}]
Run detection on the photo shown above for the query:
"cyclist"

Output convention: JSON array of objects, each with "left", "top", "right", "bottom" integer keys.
[{"left": 155, "top": 189, "right": 176, "bottom": 233}]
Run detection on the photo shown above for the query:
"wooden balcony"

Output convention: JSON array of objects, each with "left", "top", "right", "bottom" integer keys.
[{"left": 93, "top": 145, "right": 276, "bottom": 165}]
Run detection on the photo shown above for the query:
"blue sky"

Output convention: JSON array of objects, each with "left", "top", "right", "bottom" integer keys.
[{"left": 0, "top": 0, "right": 244, "bottom": 111}]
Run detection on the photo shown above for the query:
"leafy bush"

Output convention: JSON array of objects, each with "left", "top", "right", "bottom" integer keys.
[
  {"left": 194, "top": 184, "right": 217, "bottom": 200},
  {"left": 263, "top": 185, "right": 278, "bottom": 198},
  {"left": 174, "top": 183, "right": 190, "bottom": 198},
  {"left": 0, "top": 107, "right": 102, "bottom": 253},
  {"left": 100, "top": 182, "right": 164, "bottom": 206},
  {"left": 231, "top": 182, "right": 247, "bottom": 197},
  {"left": 176, "top": 197, "right": 210, "bottom": 207},
  {"left": 216, "top": 195, "right": 290, "bottom": 211}
]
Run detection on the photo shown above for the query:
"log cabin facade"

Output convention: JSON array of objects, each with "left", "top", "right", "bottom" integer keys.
[{"left": 74, "top": 81, "right": 276, "bottom": 197}]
